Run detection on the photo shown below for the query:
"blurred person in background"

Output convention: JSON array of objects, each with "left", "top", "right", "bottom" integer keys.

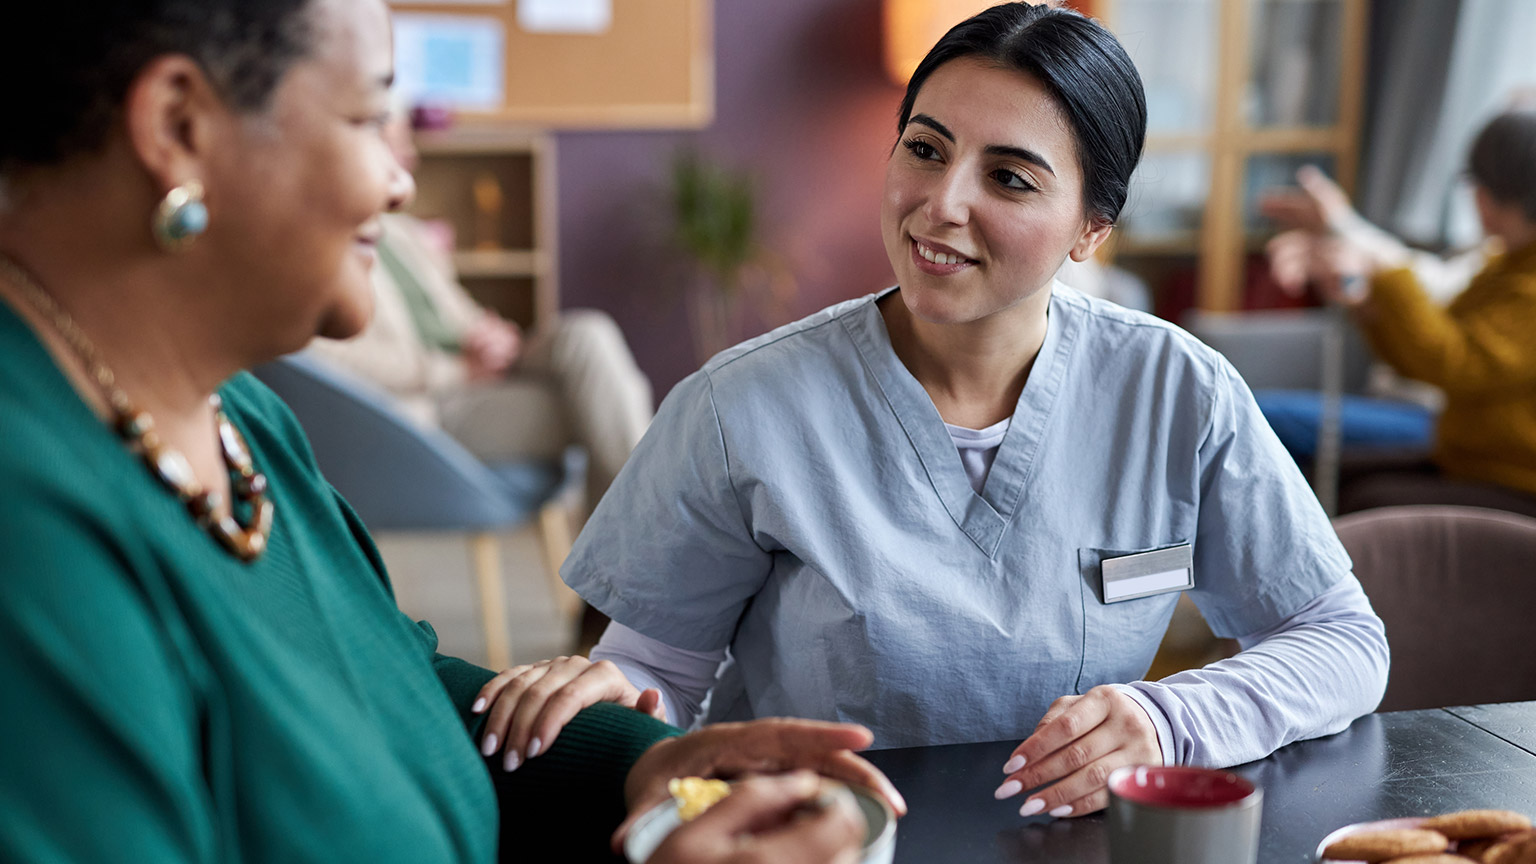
[
  {"left": 0, "top": 1, "right": 897, "bottom": 861},
  {"left": 308, "top": 110, "right": 654, "bottom": 520},
  {"left": 1267, "top": 112, "right": 1536, "bottom": 517},
  {"left": 1266, "top": 164, "right": 1491, "bottom": 306}
]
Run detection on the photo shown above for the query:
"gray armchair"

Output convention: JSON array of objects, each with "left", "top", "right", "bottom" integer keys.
[
  {"left": 252, "top": 351, "right": 581, "bottom": 668},
  {"left": 1184, "top": 308, "right": 1379, "bottom": 513}
]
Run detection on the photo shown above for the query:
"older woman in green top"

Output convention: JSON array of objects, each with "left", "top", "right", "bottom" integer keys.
[{"left": 0, "top": 1, "right": 900, "bottom": 862}]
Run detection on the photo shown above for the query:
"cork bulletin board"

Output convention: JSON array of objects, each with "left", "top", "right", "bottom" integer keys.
[{"left": 387, "top": 0, "right": 714, "bottom": 128}]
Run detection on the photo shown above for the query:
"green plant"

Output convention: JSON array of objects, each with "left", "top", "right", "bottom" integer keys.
[{"left": 671, "top": 151, "right": 757, "bottom": 295}]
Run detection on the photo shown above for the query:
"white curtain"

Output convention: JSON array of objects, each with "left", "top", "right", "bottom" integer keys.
[{"left": 1362, "top": 0, "right": 1536, "bottom": 247}]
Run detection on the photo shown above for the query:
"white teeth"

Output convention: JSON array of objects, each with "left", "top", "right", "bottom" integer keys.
[{"left": 916, "top": 241, "right": 965, "bottom": 266}]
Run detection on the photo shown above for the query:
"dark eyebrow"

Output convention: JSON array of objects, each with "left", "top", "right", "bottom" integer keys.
[
  {"left": 984, "top": 143, "right": 1055, "bottom": 177},
  {"left": 908, "top": 113, "right": 954, "bottom": 142},
  {"left": 908, "top": 113, "right": 1056, "bottom": 177}
]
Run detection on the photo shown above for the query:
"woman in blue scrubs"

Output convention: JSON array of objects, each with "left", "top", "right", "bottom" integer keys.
[{"left": 479, "top": 2, "right": 1388, "bottom": 820}]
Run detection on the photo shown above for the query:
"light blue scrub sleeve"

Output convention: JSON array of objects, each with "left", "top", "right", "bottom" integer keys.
[
  {"left": 561, "top": 370, "right": 773, "bottom": 652},
  {"left": 1113, "top": 357, "right": 1387, "bottom": 768},
  {"left": 1185, "top": 360, "right": 1356, "bottom": 638}
]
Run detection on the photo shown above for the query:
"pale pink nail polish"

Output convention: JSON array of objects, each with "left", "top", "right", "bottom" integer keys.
[
  {"left": 527, "top": 737, "right": 542, "bottom": 759},
  {"left": 1050, "top": 805, "right": 1073, "bottom": 818},
  {"left": 471, "top": 697, "right": 487, "bottom": 713},
  {"left": 480, "top": 733, "right": 498, "bottom": 757},
  {"left": 993, "top": 780, "right": 1023, "bottom": 800},
  {"left": 1020, "top": 798, "right": 1046, "bottom": 817},
  {"left": 503, "top": 750, "right": 521, "bottom": 772},
  {"left": 1003, "top": 755, "right": 1026, "bottom": 774}
]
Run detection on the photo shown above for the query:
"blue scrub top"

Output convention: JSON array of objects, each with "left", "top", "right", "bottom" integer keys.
[{"left": 564, "top": 287, "right": 1350, "bottom": 748}]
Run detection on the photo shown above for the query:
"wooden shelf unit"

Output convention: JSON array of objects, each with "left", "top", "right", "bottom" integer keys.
[
  {"left": 409, "top": 126, "right": 559, "bottom": 332},
  {"left": 1100, "top": 0, "right": 1369, "bottom": 312}
]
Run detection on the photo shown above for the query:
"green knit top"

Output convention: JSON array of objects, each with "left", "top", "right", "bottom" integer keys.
[{"left": 0, "top": 300, "right": 678, "bottom": 863}]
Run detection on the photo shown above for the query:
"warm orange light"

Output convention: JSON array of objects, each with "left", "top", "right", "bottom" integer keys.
[
  {"left": 882, "top": 0, "right": 996, "bottom": 85},
  {"left": 882, "top": 1, "right": 1099, "bottom": 85}
]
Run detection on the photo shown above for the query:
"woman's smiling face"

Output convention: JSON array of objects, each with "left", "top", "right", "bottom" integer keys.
[
  {"left": 204, "top": 0, "right": 412, "bottom": 348},
  {"left": 881, "top": 56, "right": 1111, "bottom": 327}
]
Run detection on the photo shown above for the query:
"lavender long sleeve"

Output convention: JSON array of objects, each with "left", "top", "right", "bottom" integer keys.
[
  {"left": 1118, "top": 575, "right": 1388, "bottom": 768},
  {"left": 598, "top": 574, "right": 1387, "bottom": 764}
]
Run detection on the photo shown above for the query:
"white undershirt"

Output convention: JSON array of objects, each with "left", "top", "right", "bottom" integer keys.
[{"left": 944, "top": 417, "right": 1010, "bottom": 494}]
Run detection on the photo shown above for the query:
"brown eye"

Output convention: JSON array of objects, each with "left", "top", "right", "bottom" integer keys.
[
  {"left": 902, "top": 139, "right": 938, "bottom": 160},
  {"left": 992, "top": 168, "right": 1037, "bottom": 192}
]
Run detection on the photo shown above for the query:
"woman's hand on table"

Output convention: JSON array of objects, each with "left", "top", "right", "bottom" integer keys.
[
  {"left": 470, "top": 655, "right": 666, "bottom": 771},
  {"left": 617, "top": 717, "right": 907, "bottom": 851},
  {"left": 994, "top": 685, "right": 1162, "bottom": 818},
  {"left": 648, "top": 773, "right": 864, "bottom": 864}
]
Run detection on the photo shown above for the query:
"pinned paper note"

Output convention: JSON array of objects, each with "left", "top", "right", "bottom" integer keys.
[
  {"left": 517, "top": 0, "right": 612, "bottom": 34},
  {"left": 393, "top": 14, "right": 505, "bottom": 110}
]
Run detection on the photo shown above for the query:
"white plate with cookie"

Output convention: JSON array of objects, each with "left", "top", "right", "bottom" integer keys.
[{"left": 1316, "top": 809, "right": 1533, "bottom": 863}]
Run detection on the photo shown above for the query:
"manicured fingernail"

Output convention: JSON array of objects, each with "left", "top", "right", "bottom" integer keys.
[
  {"left": 480, "top": 733, "right": 498, "bottom": 757},
  {"left": 471, "top": 697, "right": 487, "bottom": 713},
  {"left": 527, "top": 737, "right": 542, "bottom": 759},
  {"left": 994, "top": 780, "right": 1023, "bottom": 800},
  {"left": 1003, "top": 755, "right": 1026, "bottom": 774},
  {"left": 503, "top": 750, "right": 521, "bottom": 772},
  {"left": 1050, "top": 805, "right": 1074, "bottom": 818},
  {"left": 1020, "top": 798, "right": 1046, "bottom": 817}
]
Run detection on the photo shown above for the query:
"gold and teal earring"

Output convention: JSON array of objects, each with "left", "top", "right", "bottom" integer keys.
[{"left": 151, "top": 180, "right": 208, "bottom": 251}]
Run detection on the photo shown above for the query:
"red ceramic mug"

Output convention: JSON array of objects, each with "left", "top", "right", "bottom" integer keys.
[{"left": 1106, "top": 765, "right": 1263, "bottom": 864}]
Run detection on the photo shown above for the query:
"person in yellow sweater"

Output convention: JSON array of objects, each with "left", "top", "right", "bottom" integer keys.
[{"left": 1298, "top": 109, "right": 1536, "bottom": 516}]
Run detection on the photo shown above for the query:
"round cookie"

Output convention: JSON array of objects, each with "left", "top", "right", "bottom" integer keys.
[
  {"left": 1486, "top": 834, "right": 1536, "bottom": 864},
  {"left": 1460, "top": 838, "right": 1498, "bottom": 861},
  {"left": 1322, "top": 828, "right": 1450, "bottom": 861},
  {"left": 1423, "top": 810, "right": 1533, "bottom": 840}
]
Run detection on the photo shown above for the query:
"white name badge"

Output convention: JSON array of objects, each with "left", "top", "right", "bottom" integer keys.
[{"left": 1100, "top": 544, "right": 1194, "bottom": 604}]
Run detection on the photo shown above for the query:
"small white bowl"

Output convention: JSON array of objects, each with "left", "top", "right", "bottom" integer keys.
[{"left": 624, "top": 782, "right": 896, "bottom": 864}]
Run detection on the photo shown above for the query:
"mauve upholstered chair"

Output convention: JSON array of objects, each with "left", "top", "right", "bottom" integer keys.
[{"left": 1333, "top": 505, "right": 1536, "bottom": 712}]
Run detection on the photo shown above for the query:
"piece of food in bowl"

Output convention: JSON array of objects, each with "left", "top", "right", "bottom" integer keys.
[{"left": 668, "top": 777, "right": 733, "bottom": 822}]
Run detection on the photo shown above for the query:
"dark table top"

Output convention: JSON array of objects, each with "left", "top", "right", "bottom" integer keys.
[
  {"left": 1447, "top": 702, "right": 1536, "bottom": 757},
  {"left": 865, "top": 702, "right": 1536, "bottom": 864}
]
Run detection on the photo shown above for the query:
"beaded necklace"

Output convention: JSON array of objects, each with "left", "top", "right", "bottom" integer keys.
[{"left": 0, "top": 256, "right": 273, "bottom": 561}]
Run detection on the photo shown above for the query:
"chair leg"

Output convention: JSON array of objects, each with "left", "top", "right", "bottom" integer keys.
[
  {"left": 470, "top": 532, "right": 513, "bottom": 670},
  {"left": 536, "top": 504, "right": 583, "bottom": 623}
]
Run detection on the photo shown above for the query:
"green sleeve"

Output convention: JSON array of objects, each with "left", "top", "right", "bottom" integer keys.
[
  {"left": 492, "top": 703, "right": 682, "bottom": 863},
  {"left": 324, "top": 486, "right": 497, "bottom": 716},
  {"left": 0, "top": 473, "right": 220, "bottom": 863},
  {"left": 326, "top": 485, "right": 683, "bottom": 861}
]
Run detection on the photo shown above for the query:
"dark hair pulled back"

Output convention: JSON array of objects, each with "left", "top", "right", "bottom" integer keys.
[
  {"left": 1469, "top": 110, "right": 1536, "bottom": 222},
  {"left": 897, "top": 2, "right": 1146, "bottom": 226},
  {"left": 1, "top": 0, "right": 316, "bottom": 176}
]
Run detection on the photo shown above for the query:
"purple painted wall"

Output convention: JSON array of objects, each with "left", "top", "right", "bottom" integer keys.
[{"left": 555, "top": 0, "right": 906, "bottom": 399}]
